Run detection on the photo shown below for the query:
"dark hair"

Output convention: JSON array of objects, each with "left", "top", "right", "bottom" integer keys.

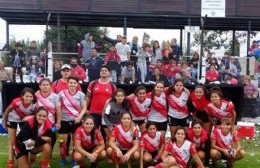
[
  {"left": 81, "top": 115, "right": 96, "bottom": 144},
  {"left": 15, "top": 42, "right": 22, "bottom": 47},
  {"left": 145, "top": 121, "right": 157, "bottom": 130},
  {"left": 120, "top": 111, "right": 132, "bottom": 120},
  {"left": 191, "top": 118, "right": 203, "bottom": 128},
  {"left": 142, "top": 43, "right": 151, "bottom": 49},
  {"left": 194, "top": 84, "right": 209, "bottom": 100},
  {"left": 157, "top": 59, "right": 163, "bottom": 63},
  {"left": 100, "top": 65, "right": 110, "bottom": 71},
  {"left": 32, "top": 106, "right": 48, "bottom": 137},
  {"left": 39, "top": 78, "right": 51, "bottom": 85},
  {"left": 68, "top": 75, "right": 79, "bottom": 83},
  {"left": 151, "top": 81, "right": 165, "bottom": 102},
  {"left": 168, "top": 79, "right": 184, "bottom": 95},
  {"left": 110, "top": 88, "right": 129, "bottom": 111},
  {"left": 125, "top": 61, "right": 133, "bottom": 67},
  {"left": 21, "top": 87, "right": 36, "bottom": 103},
  {"left": 134, "top": 85, "right": 147, "bottom": 96},
  {"left": 209, "top": 86, "right": 223, "bottom": 98},
  {"left": 172, "top": 127, "right": 187, "bottom": 142},
  {"left": 153, "top": 41, "right": 160, "bottom": 56}
]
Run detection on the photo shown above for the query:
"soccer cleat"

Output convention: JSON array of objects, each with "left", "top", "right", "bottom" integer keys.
[
  {"left": 70, "top": 160, "right": 76, "bottom": 167},
  {"left": 59, "top": 159, "right": 66, "bottom": 166}
]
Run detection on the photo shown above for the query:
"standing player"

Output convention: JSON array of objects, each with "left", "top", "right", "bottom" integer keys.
[
  {"left": 206, "top": 87, "right": 236, "bottom": 128},
  {"left": 147, "top": 81, "right": 168, "bottom": 138},
  {"left": 127, "top": 86, "right": 151, "bottom": 133},
  {"left": 166, "top": 79, "right": 190, "bottom": 139},
  {"left": 58, "top": 76, "right": 87, "bottom": 166},
  {"left": 85, "top": 65, "right": 116, "bottom": 129},
  {"left": 2, "top": 88, "right": 37, "bottom": 168}
]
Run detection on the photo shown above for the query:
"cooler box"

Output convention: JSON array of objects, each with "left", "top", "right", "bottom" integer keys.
[{"left": 237, "top": 122, "right": 255, "bottom": 139}]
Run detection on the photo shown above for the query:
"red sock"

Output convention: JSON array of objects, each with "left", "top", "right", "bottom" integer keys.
[
  {"left": 59, "top": 144, "right": 67, "bottom": 160},
  {"left": 8, "top": 160, "right": 14, "bottom": 168},
  {"left": 41, "top": 160, "right": 49, "bottom": 167},
  {"left": 30, "top": 157, "right": 36, "bottom": 164}
]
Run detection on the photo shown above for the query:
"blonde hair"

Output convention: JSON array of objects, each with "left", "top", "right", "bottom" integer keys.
[{"left": 243, "top": 75, "right": 251, "bottom": 82}]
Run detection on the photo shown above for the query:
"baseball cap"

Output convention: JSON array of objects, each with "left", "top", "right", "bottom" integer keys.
[{"left": 61, "top": 64, "right": 71, "bottom": 70}]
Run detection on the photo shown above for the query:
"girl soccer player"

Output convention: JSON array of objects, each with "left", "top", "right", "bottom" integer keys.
[
  {"left": 140, "top": 122, "right": 165, "bottom": 168},
  {"left": 127, "top": 86, "right": 151, "bottom": 133},
  {"left": 155, "top": 127, "right": 205, "bottom": 168},
  {"left": 107, "top": 112, "right": 140, "bottom": 168},
  {"left": 74, "top": 115, "right": 106, "bottom": 168},
  {"left": 13, "top": 107, "right": 52, "bottom": 168},
  {"left": 2, "top": 88, "right": 37, "bottom": 168},
  {"left": 148, "top": 81, "right": 168, "bottom": 138},
  {"left": 210, "top": 118, "right": 245, "bottom": 168},
  {"left": 58, "top": 76, "right": 87, "bottom": 166}
]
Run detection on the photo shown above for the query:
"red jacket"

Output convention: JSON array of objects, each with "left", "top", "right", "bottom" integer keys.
[
  {"left": 105, "top": 51, "right": 121, "bottom": 63},
  {"left": 70, "top": 65, "right": 86, "bottom": 81},
  {"left": 206, "top": 71, "right": 219, "bottom": 82}
]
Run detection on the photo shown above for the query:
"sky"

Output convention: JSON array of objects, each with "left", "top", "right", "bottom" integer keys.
[{"left": 0, "top": 18, "right": 182, "bottom": 49}]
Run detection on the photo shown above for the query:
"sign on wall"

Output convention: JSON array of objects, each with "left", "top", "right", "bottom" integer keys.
[{"left": 201, "top": 0, "right": 226, "bottom": 17}]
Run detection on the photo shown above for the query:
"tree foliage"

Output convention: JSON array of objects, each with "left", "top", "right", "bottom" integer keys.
[
  {"left": 191, "top": 30, "right": 259, "bottom": 56},
  {"left": 44, "top": 26, "right": 108, "bottom": 53}
]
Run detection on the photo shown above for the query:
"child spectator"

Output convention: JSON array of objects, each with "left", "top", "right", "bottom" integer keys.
[
  {"left": 53, "top": 60, "right": 62, "bottom": 81},
  {"left": 10, "top": 42, "right": 26, "bottom": 83},
  {"left": 150, "top": 67, "right": 169, "bottom": 86},
  {"left": 244, "top": 75, "right": 259, "bottom": 98},
  {"left": 208, "top": 57, "right": 220, "bottom": 71},
  {"left": 206, "top": 64, "right": 220, "bottom": 84},
  {"left": 161, "top": 41, "right": 173, "bottom": 63},
  {"left": 120, "top": 61, "right": 136, "bottom": 84},
  {"left": 181, "top": 61, "right": 192, "bottom": 84},
  {"left": 151, "top": 41, "right": 162, "bottom": 65},
  {"left": 105, "top": 45, "right": 121, "bottom": 83},
  {"left": 164, "top": 60, "right": 181, "bottom": 84},
  {"left": 26, "top": 56, "right": 43, "bottom": 83},
  {"left": 189, "top": 52, "right": 199, "bottom": 80},
  {"left": 136, "top": 43, "right": 152, "bottom": 84}
]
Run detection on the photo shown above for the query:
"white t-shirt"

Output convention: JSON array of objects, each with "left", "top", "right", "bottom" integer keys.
[{"left": 116, "top": 42, "right": 131, "bottom": 62}]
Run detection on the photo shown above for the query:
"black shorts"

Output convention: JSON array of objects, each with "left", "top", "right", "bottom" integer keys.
[
  {"left": 13, "top": 141, "right": 28, "bottom": 159},
  {"left": 59, "top": 121, "right": 81, "bottom": 134},
  {"left": 220, "top": 151, "right": 229, "bottom": 160},
  {"left": 150, "top": 150, "right": 158, "bottom": 159},
  {"left": 133, "top": 120, "right": 146, "bottom": 126},
  {"left": 83, "top": 146, "right": 96, "bottom": 153},
  {"left": 7, "top": 121, "right": 24, "bottom": 129},
  {"left": 168, "top": 116, "right": 189, "bottom": 127},
  {"left": 195, "top": 111, "right": 210, "bottom": 123},
  {"left": 148, "top": 121, "right": 168, "bottom": 131}
]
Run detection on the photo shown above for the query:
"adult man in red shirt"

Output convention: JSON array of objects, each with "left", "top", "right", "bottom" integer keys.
[
  {"left": 85, "top": 65, "right": 116, "bottom": 128},
  {"left": 51, "top": 64, "right": 82, "bottom": 93},
  {"left": 70, "top": 58, "right": 86, "bottom": 82}
]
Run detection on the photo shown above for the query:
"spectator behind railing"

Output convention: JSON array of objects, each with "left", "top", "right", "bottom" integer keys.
[
  {"left": 208, "top": 57, "right": 220, "bottom": 71},
  {"left": 70, "top": 57, "right": 86, "bottom": 82},
  {"left": 129, "top": 36, "right": 141, "bottom": 64},
  {"left": 85, "top": 49, "right": 105, "bottom": 81},
  {"left": 136, "top": 43, "right": 152, "bottom": 84},
  {"left": 104, "top": 45, "right": 121, "bottom": 83},
  {"left": 164, "top": 59, "right": 181, "bottom": 84},
  {"left": 100, "top": 33, "right": 121, "bottom": 46},
  {"left": 26, "top": 56, "right": 43, "bottom": 83},
  {"left": 151, "top": 40, "right": 162, "bottom": 65},
  {"left": 170, "top": 38, "right": 182, "bottom": 63},
  {"left": 189, "top": 52, "right": 199, "bottom": 80},
  {"left": 120, "top": 61, "right": 136, "bottom": 84},
  {"left": 78, "top": 33, "right": 95, "bottom": 64},
  {"left": 243, "top": 75, "right": 259, "bottom": 98},
  {"left": 206, "top": 64, "right": 220, "bottom": 84},
  {"left": 181, "top": 61, "right": 193, "bottom": 84},
  {"left": 26, "top": 40, "right": 41, "bottom": 64},
  {"left": 150, "top": 67, "right": 169, "bottom": 86},
  {"left": 9, "top": 42, "right": 26, "bottom": 83},
  {"left": 53, "top": 60, "right": 62, "bottom": 81},
  {"left": 161, "top": 41, "right": 172, "bottom": 63}
]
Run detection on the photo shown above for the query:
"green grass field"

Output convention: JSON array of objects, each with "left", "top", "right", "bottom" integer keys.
[{"left": 0, "top": 127, "right": 259, "bottom": 168}]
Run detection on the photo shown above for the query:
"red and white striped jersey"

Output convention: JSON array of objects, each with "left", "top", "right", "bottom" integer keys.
[
  {"left": 111, "top": 124, "right": 139, "bottom": 150},
  {"left": 148, "top": 91, "right": 168, "bottom": 122},
  {"left": 140, "top": 131, "right": 165, "bottom": 153},
  {"left": 206, "top": 100, "right": 234, "bottom": 122},
  {"left": 165, "top": 140, "right": 197, "bottom": 168},
  {"left": 167, "top": 91, "right": 189, "bottom": 119}
]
